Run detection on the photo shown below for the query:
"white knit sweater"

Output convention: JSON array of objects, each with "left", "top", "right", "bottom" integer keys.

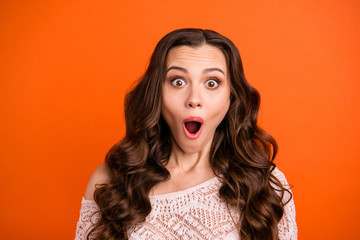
[{"left": 75, "top": 168, "right": 297, "bottom": 239}]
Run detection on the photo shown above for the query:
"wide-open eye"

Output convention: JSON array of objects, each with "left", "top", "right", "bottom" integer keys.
[
  {"left": 205, "top": 79, "right": 219, "bottom": 88},
  {"left": 171, "top": 78, "right": 186, "bottom": 87}
]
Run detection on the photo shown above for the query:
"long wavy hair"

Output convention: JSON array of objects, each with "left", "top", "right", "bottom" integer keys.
[{"left": 89, "top": 28, "right": 291, "bottom": 240}]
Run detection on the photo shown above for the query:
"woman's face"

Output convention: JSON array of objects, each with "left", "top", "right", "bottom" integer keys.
[{"left": 161, "top": 44, "right": 231, "bottom": 154}]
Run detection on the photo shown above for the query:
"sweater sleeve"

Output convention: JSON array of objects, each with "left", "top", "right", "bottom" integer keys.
[
  {"left": 74, "top": 198, "right": 100, "bottom": 240},
  {"left": 272, "top": 168, "right": 298, "bottom": 240}
]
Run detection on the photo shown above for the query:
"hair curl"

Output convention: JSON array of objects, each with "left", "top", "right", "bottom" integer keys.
[{"left": 89, "top": 28, "right": 292, "bottom": 240}]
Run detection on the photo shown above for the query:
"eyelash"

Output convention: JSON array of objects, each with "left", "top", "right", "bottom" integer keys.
[
  {"left": 169, "top": 77, "right": 221, "bottom": 88},
  {"left": 170, "top": 77, "right": 186, "bottom": 87},
  {"left": 205, "top": 79, "right": 220, "bottom": 88}
]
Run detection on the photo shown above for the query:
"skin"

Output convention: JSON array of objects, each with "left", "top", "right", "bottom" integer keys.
[
  {"left": 84, "top": 44, "right": 231, "bottom": 199},
  {"left": 151, "top": 44, "right": 231, "bottom": 195}
]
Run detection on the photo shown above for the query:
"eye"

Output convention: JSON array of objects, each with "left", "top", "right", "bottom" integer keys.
[
  {"left": 171, "top": 78, "right": 186, "bottom": 87},
  {"left": 205, "top": 79, "right": 219, "bottom": 88}
]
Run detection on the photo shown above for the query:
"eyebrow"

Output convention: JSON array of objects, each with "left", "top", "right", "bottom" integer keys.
[
  {"left": 167, "top": 66, "right": 188, "bottom": 73},
  {"left": 166, "top": 66, "right": 225, "bottom": 75},
  {"left": 203, "top": 68, "right": 225, "bottom": 75}
]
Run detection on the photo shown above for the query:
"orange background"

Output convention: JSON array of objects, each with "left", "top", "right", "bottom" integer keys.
[{"left": 1, "top": 0, "right": 359, "bottom": 239}]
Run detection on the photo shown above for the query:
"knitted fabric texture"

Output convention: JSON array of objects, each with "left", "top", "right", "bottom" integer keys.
[{"left": 75, "top": 168, "right": 297, "bottom": 239}]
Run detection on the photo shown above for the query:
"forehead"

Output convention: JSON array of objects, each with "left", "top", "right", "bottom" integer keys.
[{"left": 166, "top": 44, "right": 227, "bottom": 71}]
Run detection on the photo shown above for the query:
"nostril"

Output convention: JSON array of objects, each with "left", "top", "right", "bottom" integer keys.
[{"left": 188, "top": 103, "right": 201, "bottom": 108}]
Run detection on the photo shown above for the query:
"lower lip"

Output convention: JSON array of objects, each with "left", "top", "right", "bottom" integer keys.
[{"left": 182, "top": 122, "right": 203, "bottom": 140}]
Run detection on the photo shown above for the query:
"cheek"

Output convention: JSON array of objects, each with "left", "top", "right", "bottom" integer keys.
[
  {"left": 218, "top": 99, "right": 230, "bottom": 118},
  {"left": 207, "top": 95, "right": 230, "bottom": 124},
  {"left": 161, "top": 93, "right": 179, "bottom": 126},
  {"left": 161, "top": 87, "right": 184, "bottom": 113}
]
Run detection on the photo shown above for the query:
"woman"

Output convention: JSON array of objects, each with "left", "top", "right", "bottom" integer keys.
[{"left": 75, "top": 28, "right": 297, "bottom": 240}]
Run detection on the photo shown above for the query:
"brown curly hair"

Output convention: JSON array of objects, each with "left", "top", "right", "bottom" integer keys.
[{"left": 89, "top": 28, "right": 291, "bottom": 240}]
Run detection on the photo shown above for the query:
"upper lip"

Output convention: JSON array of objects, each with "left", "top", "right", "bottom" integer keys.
[{"left": 183, "top": 116, "right": 204, "bottom": 124}]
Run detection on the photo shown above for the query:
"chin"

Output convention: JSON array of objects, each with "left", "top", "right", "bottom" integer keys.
[
  {"left": 176, "top": 139, "right": 209, "bottom": 154},
  {"left": 181, "top": 147, "right": 203, "bottom": 154}
]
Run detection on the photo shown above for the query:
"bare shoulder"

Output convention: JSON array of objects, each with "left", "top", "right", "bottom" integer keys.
[{"left": 84, "top": 163, "right": 112, "bottom": 200}]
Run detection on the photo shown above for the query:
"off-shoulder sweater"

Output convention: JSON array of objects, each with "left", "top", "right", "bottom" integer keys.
[{"left": 75, "top": 168, "right": 297, "bottom": 239}]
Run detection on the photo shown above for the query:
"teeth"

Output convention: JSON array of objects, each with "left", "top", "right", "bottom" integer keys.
[{"left": 185, "top": 121, "right": 201, "bottom": 134}]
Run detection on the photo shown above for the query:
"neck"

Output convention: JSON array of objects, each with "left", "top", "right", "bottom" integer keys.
[{"left": 166, "top": 136, "right": 213, "bottom": 175}]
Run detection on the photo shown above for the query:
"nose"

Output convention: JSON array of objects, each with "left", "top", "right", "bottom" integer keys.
[{"left": 186, "top": 86, "right": 202, "bottom": 108}]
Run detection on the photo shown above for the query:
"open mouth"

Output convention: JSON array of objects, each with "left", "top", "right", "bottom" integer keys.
[
  {"left": 185, "top": 121, "right": 202, "bottom": 134},
  {"left": 183, "top": 117, "right": 203, "bottom": 139}
]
